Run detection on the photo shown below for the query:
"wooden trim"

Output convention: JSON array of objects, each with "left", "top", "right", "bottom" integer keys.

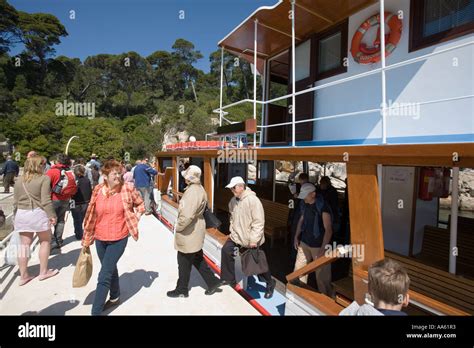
[
  {"left": 353, "top": 268, "right": 470, "bottom": 316},
  {"left": 161, "top": 194, "right": 179, "bottom": 209},
  {"left": 408, "top": 167, "right": 419, "bottom": 257},
  {"left": 171, "top": 157, "right": 178, "bottom": 194},
  {"left": 156, "top": 143, "right": 474, "bottom": 167},
  {"left": 347, "top": 163, "right": 385, "bottom": 303},
  {"left": 286, "top": 248, "right": 342, "bottom": 283},
  {"left": 203, "top": 158, "right": 213, "bottom": 210},
  {"left": 160, "top": 167, "right": 173, "bottom": 193},
  {"left": 287, "top": 283, "right": 344, "bottom": 315},
  {"left": 409, "top": 0, "right": 474, "bottom": 53},
  {"left": 156, "top": 159, "right": 162, "bottom": 190},
  {"left": 294, "top": 2, "right": 334, "bottom": 25}
]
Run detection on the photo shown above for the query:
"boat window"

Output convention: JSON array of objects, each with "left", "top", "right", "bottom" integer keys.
[
  {"left": 295, "top": 39, "right": 311, "bottom": 81},
  {"left": 248, "top": 160, "right": 274, "bottom": 201},
  {"left": 275, "top": 161, "right": 304, "bottom": 204},
  {"left": 410, "top": 0, "right": 474, "bottom": 51},
  {"left": 314, "top": 19, "right": 348, "bottom": 81},
  {"left": 318, "top": 32, "right": 342, "bottom": 74},
  {"left": 247, "top": 159, "right": 257, "bottom": 185},
  {"left": 265, "top": 51, "right": 290, "bottom": 144},
  {"left": 217, "top": 162, "right": 247, "bottom": 189}
]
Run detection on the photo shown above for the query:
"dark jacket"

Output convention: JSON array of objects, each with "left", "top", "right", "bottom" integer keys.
[
  {"left": 73, "top": 176, "right": 92, "bottom": 205},
  {"left": 2, "top": 160, "right": 19, "bottom": 176}
]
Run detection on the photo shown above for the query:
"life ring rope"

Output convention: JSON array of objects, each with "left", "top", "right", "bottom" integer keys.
[{"left": 351, "top": 12, "right": 402, "bottom": 64}]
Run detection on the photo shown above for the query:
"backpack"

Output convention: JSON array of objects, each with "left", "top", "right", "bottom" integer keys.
[
  {"left": 91, "top": 167, "right": 100, "bottom": 185},
  {"left": 52, "top": 168, "right": 78, "bottom": 199}
]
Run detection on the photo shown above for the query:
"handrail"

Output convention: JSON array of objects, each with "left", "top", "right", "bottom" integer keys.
[
  {"left": 216, "top": 40, "right": 473, "bottom": 113},
  {"left": 286, "top": 282, "right": 345, "bottom": 315},
  {"left": 215, "top": 40, "right": 474, "bottom": 143},
  {"left": 171, "top": 190, "right": 183, "bottom": 204},
  {"left": 286, "top": 246, "right": 347, "bottom": 283},
  {"left": 352, "top": 268, "right": 470, "bottom": 316},
  {"left": 161, "top": 194, "right": 179, "bottom": 209},
  {"left": 257, "top": 94, "right": 474, "bottom": 128}
]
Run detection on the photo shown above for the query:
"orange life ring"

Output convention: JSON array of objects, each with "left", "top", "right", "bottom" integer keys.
[{"left": 351, "top": 12, "right": 402, "bottom": 64}]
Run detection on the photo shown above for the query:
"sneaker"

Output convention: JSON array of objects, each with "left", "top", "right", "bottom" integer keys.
[
  {"left": 103, "top": 298, "right": 120, "bottom": 311},
  {"left": 166, "top": 289, "right": 189, "bottom": 298},
  {"left": 264, "top": 279, "right": 276, "bottom": 299}
]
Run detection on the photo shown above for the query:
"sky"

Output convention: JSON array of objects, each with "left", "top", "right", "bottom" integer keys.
[{"left": 9, "top": 0, "right": 277, "bottom": 72}]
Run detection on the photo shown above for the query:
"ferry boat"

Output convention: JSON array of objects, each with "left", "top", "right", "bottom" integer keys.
[{"left": 155, "top": 0, "right": 474, "bottom": 316}]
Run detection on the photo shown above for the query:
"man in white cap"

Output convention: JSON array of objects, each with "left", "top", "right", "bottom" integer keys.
[
  {"left": 293, "top": 182, "right": 334, "bottom": 296},
  {"left": 220, "top": 176, "right": 276, "bottom": 299},
  {"left": 167, "top": 165, "right": 223, "bottom": 298}
]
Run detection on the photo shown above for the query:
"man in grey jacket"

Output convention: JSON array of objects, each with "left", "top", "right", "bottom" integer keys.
[
  {"left": 220, "top": 176, "right": 276, "bottom": 299},
  {"left": 167, "top": 165, "right": 222, "bottom": 298}
]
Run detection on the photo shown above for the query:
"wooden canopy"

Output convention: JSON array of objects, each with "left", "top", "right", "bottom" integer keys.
[{"left": 218, "top": 0, "right": 377, "bottom": 72}]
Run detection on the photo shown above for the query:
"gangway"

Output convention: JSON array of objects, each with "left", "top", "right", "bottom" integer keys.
[{"left": 0, "top": 214, "right": 262, "bottom": 315}]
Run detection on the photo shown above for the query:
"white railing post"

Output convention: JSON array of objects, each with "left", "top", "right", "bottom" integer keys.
[
  {"left": 219, "top": 46, "right": 225, "bottom": 127},
  {"left": 449, "top": 167, "right": 459, "bottom": 274},
  {"left": 291, "top": 0, "right": 296, "bottom": 147},
  {"left": 380, "top": 0, "right": 387, "bottom": 144},
  {"left": 254, "top": 19, "right": 258, "bottom": 148}
]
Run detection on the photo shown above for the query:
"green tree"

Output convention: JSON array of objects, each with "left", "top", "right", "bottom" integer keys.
[
  {"left": 18, "top": 11, "right": 68, "bottom": 85},
  {"left": 12, "top": 74, "right": 30, "bottom": 99},
  {"left": 109, "top": 52, "right": 151, "bottom": 117},
  {"left": 0, "top": 0, "right": 20, "bottom": 53}
]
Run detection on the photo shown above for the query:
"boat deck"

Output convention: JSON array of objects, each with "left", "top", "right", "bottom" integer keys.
[{"left": 1, "top": 214, "right": 260, "bottom": 315}]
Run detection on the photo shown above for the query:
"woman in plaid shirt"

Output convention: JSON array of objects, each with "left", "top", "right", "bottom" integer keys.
[{"left": 82, "top": 159, "right": 145, "bottom": 315}]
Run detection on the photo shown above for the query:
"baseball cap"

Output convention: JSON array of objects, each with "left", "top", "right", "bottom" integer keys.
[
  {"left": 226, "top": 176, "right": 245, "bottom": 188},
  {"left": 297, "top": 183, "right": 316, "bottom": 199}
]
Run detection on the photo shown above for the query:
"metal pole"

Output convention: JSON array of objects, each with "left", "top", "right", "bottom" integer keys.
[
  {"left": 65, "top": 136, "right": 79, "bottom": 155},
  {"left": 219, "top": 46, "right": 224, "bottom": 127},
  {"left": 380, "top": 0, "right": 387, "bottom": 144},
  {"left": 291, "top": 0, "right": 296, "bottom": 147},
  {"left": 211, "top": 158, "right": 215, "bottom": 212},
  {"left": 449, "top": 167, "right": 459, "bottom": 274},
  {"left": 254, "top": 19, "right": 258, "bottom": 148},
  {"left": 261, "top": 59, "right": 267, "bottom": 147}
]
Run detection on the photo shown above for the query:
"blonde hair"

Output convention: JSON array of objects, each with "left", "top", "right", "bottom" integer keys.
[{"left": 23, "top": 155, "right": 45, "bottom": 183}]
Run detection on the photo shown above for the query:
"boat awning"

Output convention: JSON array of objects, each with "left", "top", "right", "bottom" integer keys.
[{"left": 218, "top": 0, "right": 377, "bottom": 72}]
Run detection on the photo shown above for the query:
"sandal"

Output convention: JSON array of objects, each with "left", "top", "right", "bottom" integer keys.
[
  {"left": 19, "top": 275, "right": 36, "bottom": 286},
  {"left": 38, "top": 269, "right": 59, "bottom": 281}
]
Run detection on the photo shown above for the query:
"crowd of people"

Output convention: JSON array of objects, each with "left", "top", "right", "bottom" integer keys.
[
  {"left": 7, "top": 151, "right": 160, "bottom": 314},
  {"left": 5, "top": 150, "right": 410, "bottom": 316}
]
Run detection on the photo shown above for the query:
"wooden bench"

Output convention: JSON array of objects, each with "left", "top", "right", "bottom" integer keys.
[
  {"left": 260, "top": 199, "right": 289, "bottom": 248},
  {"left": 386, "top": 251, "right": 474, "bottom": 314},
  {"left": 213, "top": 188, "right": 289, "bottom": 248},
  {"left": 331, "top": 252, "right": 474, "bottom": 315},
  {"left": 415, "top": 224, "right": 474, "bottom": 278}
]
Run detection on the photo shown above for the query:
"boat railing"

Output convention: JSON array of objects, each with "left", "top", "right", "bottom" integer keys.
[{"left": 214, "top": 32, "right": 473, "bottom": 147}]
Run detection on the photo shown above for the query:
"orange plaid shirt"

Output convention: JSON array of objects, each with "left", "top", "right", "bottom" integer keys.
[{"left": 82, "top": 182, "right": 145, "bottom": 247}]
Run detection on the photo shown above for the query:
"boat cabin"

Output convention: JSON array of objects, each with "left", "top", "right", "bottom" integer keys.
[{"left": 155, "top": 0, "right": 474, "bottom": 316}]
